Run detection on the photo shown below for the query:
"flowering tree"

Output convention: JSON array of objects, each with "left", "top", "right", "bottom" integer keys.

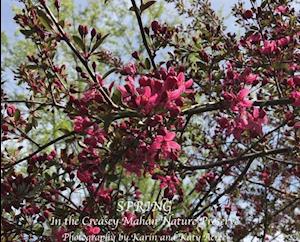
[{"left": 1, "top": 0, "right": 299, "bottom": 241}]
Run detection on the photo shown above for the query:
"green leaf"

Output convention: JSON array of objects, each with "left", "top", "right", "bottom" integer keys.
[
  {"left": 111, "top": 88, "right": 122, "bottom": 105},
  {"left": 140, "top": 1, "right": 156, "bottom": 13},
  {"left": 26, "top": 64, "right": 39, "bottom": 70},
  {"left": 14, "top": 110, "right": 21, "bottom": 121},
  {"left": 36, "top": 9, "right": 53, "bottom": 31},
  {"left": 25, "top": 123, "right": 33, "bottom": 133},
  {"left": 33, "top": 223, "right": 44, "bottom": 236},
  {"left": 145, "top": 58, "right": 151, "bottom": 69},
  {"left": 58, "top": 20, "right": 65, "bottom": 28},
  {"left": 20, "top": 29, "right": 34, "bottom": 37},
  {"left": 107, "top": 174, "right": 119, "bottom": 182},
  {"left": 72, "top": 35, "right": 85, "bottom": 51},
  {"left": 129, "top": 6, "right": 136, "bottom": 11},
  {"left": 91, "top": 33, "right": 109, "bottom": 53}
]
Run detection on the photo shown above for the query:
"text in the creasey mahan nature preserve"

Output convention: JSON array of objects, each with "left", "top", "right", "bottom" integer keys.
[{"left": 49, "top": 200, "right": 227, "bottom": 241}]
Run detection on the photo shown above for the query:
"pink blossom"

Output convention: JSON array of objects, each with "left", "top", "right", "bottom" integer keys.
[
  {"left": 275, "top": 5, "right": 288, "bottom": 14},
  {"left": 84, "top": 127, "right": 106, "bottom": 147},
  {"left": 246, "top": 33, "right": 262, "bottom": 44},
  {"left": 54, "top": 227, "right": 68, "bottom": 242},
  {"left": 277, "top": 36, "right": 291, "bottom": 47},
  {"left": 260, "top": 170, "right": 271, "bottom": 185},
  {"left": 247, "top": 108, "right": 268, "bottom": 137},
  {"left": 261, "top": 40, "right": 278, "bottom": 55},
  {"left": 122, "top": 63, "right": 137, "bottom": 75},
  {"left": 164, "top": 72, "right": 193, "bottom": 100},
  {"left": 150, "top": 129, "right": 180, "bottom": 159},
  {"left": 135, "top": 86, "right": 158, "bottom": 114},
  {"left": 287, "top": 76, "right": 300, "bottom": 88},
  {"left": 118, "top": 68, "right": 194, "bottom": 116},
  {"left": 151, "top": 20, "right": 161, "bottom": 33},
  {"left": 86, "top": 226, "right": 101, "bottom": 235},
  {"left": 223, "top": 88, "right": 253, "bottom": 112},
  {"left": 77, "top": 170, "right": 93, "bottom": 183},
  {"left": 224, "top": 108, "right": 268, "bottom": 140},
  {"left": 96, "top": 188, "right": 112, "bottom": 204},
  {"left": 243, "top": 10, "right": 253, "bottom": 19},
  {"left": 7, "top": 105, "right": 16, "bottom": 117},
  {"left": 154, "top": 173, "right": 180, "bottom": 199},
  {"left": 294, "top": 122, "right": 300, "bottom": 129},
  {"left": 74, "top": 116, "right": 93, "bottom": 132},
  {"left": 290, "top": 91, "right": 300, "bottom": 106},
  {"left": 244, "top": 73, "right": 258, "bottom": 84},
  {"left": 288, "top": 63, "right": 299, "bottom": 71},
  {"left": 232, "top": 112, "right": 249, "bottom": 140},
  {"left": 196, "top": 172, "right": 216, "bottom": 192}
]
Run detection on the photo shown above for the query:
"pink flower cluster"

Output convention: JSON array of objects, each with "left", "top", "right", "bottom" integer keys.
[
  {"left": 223, "top": 88, "right": 253, "bottom": 112},
  {"left": 290, "top": 91, "right": 300, "bottom": 106},
  {"left": 74, "top": 121, "right": 106, "bottom": 183},
  {"left": 195, "top": 171, "right": 216, "bottom": 192},
  {"left": 118, "top": 67, "right": 193, "bottom": 115},
  {"left": 70, "top": 67, "right": 194, "bottom": 199},
  {"left": 70, "top": 87, "right": 104, "bottom": 115},
  {"left": 86, "top": 226, "right": 101, "bottom": 235},
  {"left": 225, "top": 62, "right": 259, "bottom": 86},
  {"left": 153, "top": 173, "right": 182, "bottom": 199},
  {"left": 119, "top": 124, "right": 181, "bottom": 177},
  {"left": 219, "top": 108, "right": 268, "bottom": 140}
]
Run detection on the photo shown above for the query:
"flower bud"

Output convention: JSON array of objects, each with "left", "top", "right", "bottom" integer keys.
[
  {"left": 92, "top": 62, "right": 96, "bottom": 72},
  {"left": 132, "top": 51, "right": 139, "bottom": 60},
  {"left": 75, "top": 66, "right": 82, "bottom": 73},
  {"left": 78, "top": 25, "right": 88, "bottom": 37},
  {"left": 91, "top": 28, "right": 97, "bottom": 39},
  {"left": 243, "top": 10, "right": 253, "bottom": 19},
  {"left": 151, "top": 20, "right": 160, "bottom": 33},
  {"left": 54, "top": 0, "right": 61, "bottom": 10}
]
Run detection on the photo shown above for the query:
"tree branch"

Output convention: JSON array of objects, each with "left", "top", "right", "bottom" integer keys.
[
  {"left": 192, "top": 157, "right": 255, "bottom": 218},
  {"left": 40, "top": 3, "right": 119, "bottom": 109},
  {"left": 2, "top": 131, "right": 75, "bottom": 169},
  {"left": 183, "top": 98, "right": 293, "bottom": 116},
  {"left": 2, "top": 100, "right": 65, "bottom": 109},
  {"left": 130, "top": 0, "right": 157, "bottom": 70},
  {"left": 181, "top": 147, "right": 297, "bottom": 171}
]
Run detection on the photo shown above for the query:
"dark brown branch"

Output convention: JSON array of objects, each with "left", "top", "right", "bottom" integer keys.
[
  {"left": 7, "top": 121, "right": 41, "bottom": 148},
  {"left": 183, "top": 98, "right": 293, "bottom": 116},
  {"left": 130, "top": 0, "right": 157, "bottom": 70},
  {"left": 181, "top": 147, "right": 297, "bottom": 171},
  {"left": 193, "top": 157, "right": 255, "bottom": 218},
  {"left": 2, "top": 100, "right": 65, "bottom": 109},
  {"left": 186, "top": 122, "right": 288, "bottom": 216},
  {"left": 2, "top": 131, "right": 76, "bottom": 169},
  {"left": 235, "top": 197, "right": 300, "bottom": 241}
]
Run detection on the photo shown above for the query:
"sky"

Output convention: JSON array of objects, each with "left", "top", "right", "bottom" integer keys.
[{"left": 1, "top": 0, "right": 245, "bottom": 39}]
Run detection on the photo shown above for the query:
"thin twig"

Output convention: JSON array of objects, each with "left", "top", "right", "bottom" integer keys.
[
  {"left": 40, "top": 3, "right": 119, "bottom": 109},
  {"left": 130, "top": 0, "right": 157, "bottom": 70}
]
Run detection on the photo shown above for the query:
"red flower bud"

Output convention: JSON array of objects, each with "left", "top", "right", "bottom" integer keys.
[
  {"left": 54, "top": 0, "right": 61, "bottom": 10},
  {"left": 91, "top": 28, "right": 97, "bottom": 39},
  {"left": 78, "top": 25, "right": 88, "bottom": 37},
  {"left": 75, "top": 66, "right": 82, "bottom": 73},
  {"left": 132, "top": 51, "right": 139, "bottom": 59},
  {"left": 92, "top": 62, "right": 97, "bottom": 72},
  {"left": 243, "top": 10, "right": 253, "bottom": 19},
  {"left": 151, "top": 20, "right": 160, "bottom": 33},
  {"left": 7, "top": 105, "right": 16, "bottom": 117}
]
